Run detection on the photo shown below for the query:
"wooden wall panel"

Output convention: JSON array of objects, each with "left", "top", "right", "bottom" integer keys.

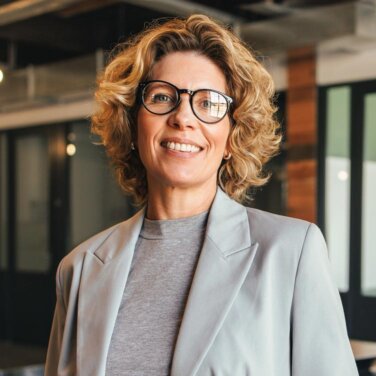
[
  {"left": 288, "top": 87, "right": 317, "bottom": 145},
  {"left": 287, "top": 46, "right": 317, "bottom": 223},
  {"left": 287, "top": 160, "right": 317, "bottom": 221}
]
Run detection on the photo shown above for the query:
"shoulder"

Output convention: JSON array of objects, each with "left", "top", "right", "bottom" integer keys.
[
  {"left": 246, "top": 207, "right": 313, "bottom": 239},
  {"left": 214, "top": 190, "right": 323, "bottom": 256},
  {"left": 57, "top": 209, "right": 144, "bottom": 285},
  {"left": 242, "top": 207, "right": 330, "bottom": 301},
  {"left": 245, "top": 206, "right": 325, "bottom": 260},
  {"left": 55, "top": 222, "right": 122, "bottom": 291},
  {"left": 62, "top": 222, "right": 121, "bottom": 268}
]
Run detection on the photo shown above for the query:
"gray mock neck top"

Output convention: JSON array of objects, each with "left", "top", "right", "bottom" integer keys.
[{"left": 106, "top": 210, "right": 209, "bottom": 376}]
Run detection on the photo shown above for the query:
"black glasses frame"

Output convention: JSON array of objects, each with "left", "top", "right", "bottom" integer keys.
[{"left": 138, "top": 80, "right": 233, "bottom": 124}]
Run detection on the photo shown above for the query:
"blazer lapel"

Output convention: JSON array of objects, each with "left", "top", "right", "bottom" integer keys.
[
  {"left": 171, "top": 189, "right": 259, "bottom": 376},
  {"left": 76, "top": 208, "right": 145, "bottom": 376}
]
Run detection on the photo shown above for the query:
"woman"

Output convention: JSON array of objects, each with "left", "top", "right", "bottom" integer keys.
[{"left": 45, "top": 14, "right": 358, "bottom": 376}]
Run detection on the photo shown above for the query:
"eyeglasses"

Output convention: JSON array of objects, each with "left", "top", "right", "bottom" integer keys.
[{"left": 138, "top": 80, "right": 233, "bottom": 124}]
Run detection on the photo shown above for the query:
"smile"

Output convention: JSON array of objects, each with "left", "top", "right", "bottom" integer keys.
[{"left": 162, "top": 141, "right": 201, "bottom": 153}]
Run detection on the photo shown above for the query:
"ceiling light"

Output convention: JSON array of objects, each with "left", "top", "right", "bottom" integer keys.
[{"left": 66, "top": 143, "right": 76, "bottom": 156}]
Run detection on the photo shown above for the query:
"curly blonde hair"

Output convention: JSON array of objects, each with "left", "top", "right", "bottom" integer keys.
[{"left": 92, "top": 14, "right": 281, "bottom": 205}]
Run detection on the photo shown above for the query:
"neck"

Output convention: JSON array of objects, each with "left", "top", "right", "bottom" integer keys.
[{"left": 146, "top": 182, "right": 217, "bottom": 220}]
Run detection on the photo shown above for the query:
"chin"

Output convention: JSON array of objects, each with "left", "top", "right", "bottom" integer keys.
[
  {"left": 148, "top": 166, "right": 217, "bottom": 191},
  {"left": 163, "top": 174, "right": 217, "bottom": 192},
  {"left": 163, "top": 178, "right": 201, "bottom": 190}
]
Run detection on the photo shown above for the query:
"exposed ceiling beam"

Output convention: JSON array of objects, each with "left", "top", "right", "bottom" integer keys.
[
  {"left": 240, "top": 2, "right": 297, "bottom": 16},
  {"left": 58, "top": 0, "right": 117, "bottom": 18},
  {"left": 117, "top": 0, "right": 243, "bottom": 24},
  {"left": 0, "top": 0, "right": 84, "bottom": 26},
  {"left": 239, "top": 1, "right": 376, "bottom": 53},
  {"left": 0, "top": 0, "right": 244, "bottom": 27},
  {"left": 0, "top": 16, "right": 96, "bottom": 53}
]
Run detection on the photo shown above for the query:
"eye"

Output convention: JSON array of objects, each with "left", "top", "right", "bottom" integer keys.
[
  {"left": 200, "top": 99, "right": 212, "bottom": 108},
  {"left": 151, "top": 93, "right": 173, "bottom": 104}
]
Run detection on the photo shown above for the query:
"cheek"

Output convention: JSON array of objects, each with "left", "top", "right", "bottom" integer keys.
[
  {"left": 136, "top": 121, "right": 151, "bottom": 164},
  {"left": 136, "top": 111, "right": 148, "bottom": 140},
  {"left": 136, "top": 113, "right": 164, "bottom": 165},
  {"left": 207, "top": 126, "right": 230, "bottom": 153},
  {"left": 137, "top": 113, "right": 155, "bottom": 146}
]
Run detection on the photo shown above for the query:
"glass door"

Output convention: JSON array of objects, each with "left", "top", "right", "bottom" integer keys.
[
  {"left": 351, "top": 82, "right": 376, "bottom": 340},
  {"left": 67, "top": 120, "right": 136, "bottom": 249},
  {"left": 0, "top": 120, "right": 135, "bottom": 346},
  {"left": 6, "top": 126, "right": 57, "bottom": 345},
  {"left": 323, "top": 86, "right": 351, "bottom": 294},
  {"left": 320, "top": 80, "right": 376, "bottom": 340}
]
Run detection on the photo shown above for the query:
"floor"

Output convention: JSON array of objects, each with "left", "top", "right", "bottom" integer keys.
[{"left": 0, "top": 342, "right": 45, "bottom": 370}]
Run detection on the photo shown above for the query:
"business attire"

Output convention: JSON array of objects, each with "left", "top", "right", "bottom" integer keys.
[{"left": 45, "top": 188, "right": 358, "bottom": 376}]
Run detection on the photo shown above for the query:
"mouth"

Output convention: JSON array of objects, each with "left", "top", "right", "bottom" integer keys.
[{"left": 161, "top": 140, "right": 202, "bottom": 153}]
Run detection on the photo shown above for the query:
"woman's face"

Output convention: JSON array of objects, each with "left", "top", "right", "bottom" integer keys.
[{"left": 137, "top": 51, "right": 231, "bottom": 193}]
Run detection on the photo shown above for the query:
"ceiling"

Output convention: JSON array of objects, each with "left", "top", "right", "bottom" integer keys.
[{"left": 0, "top": 0, "right": 355, "bottom": 69}]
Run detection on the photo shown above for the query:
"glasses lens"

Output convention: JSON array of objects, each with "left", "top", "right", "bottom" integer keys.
[
  {"left": 142, "top": 82, "right": 178, "bottom": 114},
  {"left": 192, "top": 90, "right": 229, "bottom": 123}
]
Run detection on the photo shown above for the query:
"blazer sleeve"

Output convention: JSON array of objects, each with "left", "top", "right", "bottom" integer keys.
[
  {"left": 45, "top": 259, "right": 76, "bottom": 376},
  {"left": 291, "top": 223, "right": 358, "bottom": 376}
]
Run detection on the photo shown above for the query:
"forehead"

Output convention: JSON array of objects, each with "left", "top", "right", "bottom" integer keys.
[{"left": 150, "top": 51, "right": 227, "bottom": 92}]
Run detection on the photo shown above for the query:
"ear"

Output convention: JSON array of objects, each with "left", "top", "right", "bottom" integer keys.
[
  {"left": 224, "top": 132, "right": 231, "bottom": 156},
  {"left": 223, "top": 125, "right": 233, "bottom": 159},
  {"left": 223, "top": 143, "right": 232, "bottom": 160}
]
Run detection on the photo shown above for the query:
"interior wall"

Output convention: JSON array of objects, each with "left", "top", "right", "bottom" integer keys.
[
  {"left": 317, "top": 47, "right": 376, "bottom": 86},
  {"left": 267, "top": 44, "right": 376, "bottom": 89}
]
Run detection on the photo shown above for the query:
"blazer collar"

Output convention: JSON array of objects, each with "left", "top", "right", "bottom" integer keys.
[
  {"left": 76, "top": 188, "right": 258, "bottom": 376},
  {"left": 206, "top": 188, "right": 252, "bottom": 256},
  {"left": 76, "top": 209, "right": 145, "bottom": 375},
  {"left": 170, "top": 188, "right": 259, "bottom": 376}
]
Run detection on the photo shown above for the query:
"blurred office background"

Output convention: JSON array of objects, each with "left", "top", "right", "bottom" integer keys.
[{"left": 0, "top": 0, "right": 375, "bottom": 374}]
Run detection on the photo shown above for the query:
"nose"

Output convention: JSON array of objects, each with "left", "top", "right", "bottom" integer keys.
[{"left": 167, "top": 94, "right": 197, "bottom": 130}]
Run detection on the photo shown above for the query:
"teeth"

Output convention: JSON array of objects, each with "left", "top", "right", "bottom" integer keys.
[{"left": 165, "top": 142, "right": 200, "bottom": 153}]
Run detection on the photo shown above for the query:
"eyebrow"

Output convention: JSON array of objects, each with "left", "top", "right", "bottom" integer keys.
[{"left": 150, "top": 79, "right": 226, "bottom": 93}]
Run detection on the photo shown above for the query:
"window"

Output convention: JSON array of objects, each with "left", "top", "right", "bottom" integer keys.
[{"left": 324, "top": 86, "right": 351, "bottom": 292}]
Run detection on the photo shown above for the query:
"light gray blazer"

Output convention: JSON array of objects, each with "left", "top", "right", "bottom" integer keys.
[{"left": 45, "top": 188, "right": 358, "bottom": 376}]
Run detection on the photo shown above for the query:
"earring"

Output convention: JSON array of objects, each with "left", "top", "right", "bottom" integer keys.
[
  {"left": 223, "top": 152, "right": 232, "bottom": 160},
  {"left": 131, "top": 142, "right": 135, "bottom": 150}
]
